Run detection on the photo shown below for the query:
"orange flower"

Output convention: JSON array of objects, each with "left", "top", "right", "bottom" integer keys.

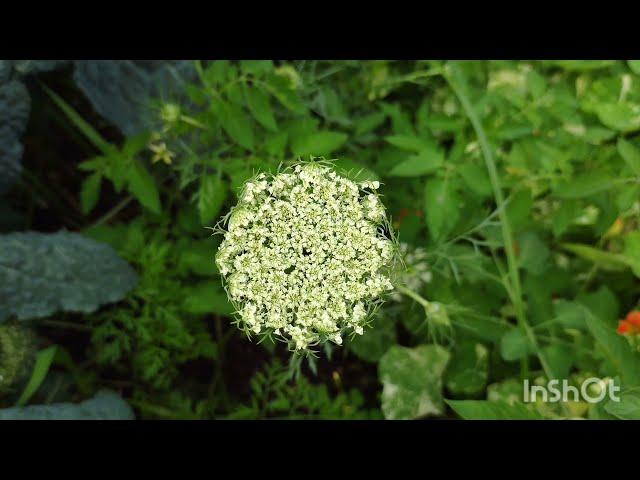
[
  {"left": 618, "top": 321, "right": 632, "bottom": 335},
  {"left": 617, "top": 311, "right": 640, "bottom": 336},
  {"left": 625, "top": 311, "right": 640, "bottom": 327}
]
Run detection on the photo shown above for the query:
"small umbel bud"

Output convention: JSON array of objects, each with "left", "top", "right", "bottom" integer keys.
[{"left": 215, "top": 160, "right": 396, "bottom": 352}]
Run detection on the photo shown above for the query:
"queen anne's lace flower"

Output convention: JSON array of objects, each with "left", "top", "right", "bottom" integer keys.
[{"left": 216, "top": 162, "right": 395, "bottom": 351}]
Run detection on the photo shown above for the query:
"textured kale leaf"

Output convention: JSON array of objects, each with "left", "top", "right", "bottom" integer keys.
[
  {"left": 73, "top": 60, "right": 196, "bottom": 136},
  {"left": 0, "top": 77, "right": 30, "bottom": 194},
  {"left": 0, "top": 390, "right": 134, "bottom": 420},
  {"left": 11, "top": 60, "right": 69, "bottom": 75},
  {"left": 0, "top": 231, "right": 138, "bottom": 322}
]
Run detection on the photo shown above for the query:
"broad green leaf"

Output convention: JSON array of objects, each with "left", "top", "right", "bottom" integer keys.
[
  {"left": 552, "top": 199, "right": 580, "bottom": 237},
  {"left": 183, "top": 281, "right": 234, "bottom": 315},
  {"left": 629, "top": 60, "right": 640, "bottom": 75},
  {"left": 617, "top": 137, "right": 640, "bottom": 176},
  {"left": 388, "top": 148, "right": 444, "bottom": 177},
  {"left": 505, "top": 189, "right": 533, "bottom": 233},
  {"left": 16, "top": 345, "right": 57, "bottom": 406},
  {"left": 198, "top": 175, "right": 228, "bottom": 225},
  {"left": 244, "top": 84, "right": 277, "bottom": 132},
  {"left": 291, "top": 131, "right": 348, "bottom": 156},
  {"left": 542, "top": 344, "right": 574, "bottom": 380},
  {"left": 517, "top": 231, "right": 550, "bottom": 274},
  {"left": 265, "top": 73, "right": 306, "bottom": 114},
  {"left": 80, "top": 172, "right": 102, "bottom": 214},
  {"left": 458, "top": 163, "right": 492, "bottom": 197},
  {"left": 554, "top": 171, "right": 619, "bottom": 199},
  {"left": 378, "top": 344, "right": 450, "bottom": 419},
  {"left": 384, "top": 135, "right": 431, "bottom": 152},
  {"left": 127, "top": 160, "right": 161, "bottom": 214},
  {"left": 211, "top": 97, "right": 254, "bottom": 150},
  {"left": 354, "top": 112, "right": 386, "bottom": 136},
  {"left": 500, "top": 328, "right": 533, "bottom": 361},
  {"left": 0, "top": 231, "right": 137, "bottom": 322},
  {"left": 605, "top": 390, "right": 640, "bottom": 419},
  {"left": 424, "top": 177, "right": 460, "bottom": 241},
  {"left": 596, "top": 103, "right": 640, "bottom": 132},
  {"left": 0, "top": 390, "right": 134, "bottom": 420},
  {"left": 446, "top": 399, "right": 543, "bottom": 420},
  {"left": 552, "top": 300, "right": 586, "bottom": 329},
  {"left": 445, "top": 342, "right": 489, "bottom": 395}
]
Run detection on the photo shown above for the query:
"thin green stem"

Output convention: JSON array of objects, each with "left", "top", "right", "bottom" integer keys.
[{"left": 444, "top": 65, "right": 556, "bottom": 386}]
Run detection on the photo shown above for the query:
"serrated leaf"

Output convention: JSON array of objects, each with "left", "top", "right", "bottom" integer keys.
[
  {"left": 198, "top": 175, "right": 228, "bottom": 225},
  {"left": 127, "top": 161, "right": 161, "bottom": 214},
  {"left": 244, "top": 85, "right": 277, "bottom": 132},
  {"left": 378, "top": 344, "right": 450, "bottom": 419},
  {"left": 211, "top": 97, "right": 255, "bottom": 150},
  {"left": 0, "top": 231, "right": 138, "bottom": 322},
  {"left": 265, "top": 73, "right": 306, "bottom": 114},
  {"left": 0, "top": 390, "right": 134, "bottom": 420},
  {"left": 388, "top": 148, "right": 444, "bottom": 177}
]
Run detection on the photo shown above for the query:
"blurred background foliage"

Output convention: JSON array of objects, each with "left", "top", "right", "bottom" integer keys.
[{"left": 1, "top": 60, "right": 639, "bottom": 419}]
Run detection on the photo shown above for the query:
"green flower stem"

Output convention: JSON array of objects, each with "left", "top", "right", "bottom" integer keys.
[
  {"left": 444, "top": 65, "right": 555, "bottom": 384},
  {"left": 394, "top": 283, "right": 450, "bottom": 327}
]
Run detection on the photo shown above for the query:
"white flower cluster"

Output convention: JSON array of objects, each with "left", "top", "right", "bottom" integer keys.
[
  {"left": 216, "top": 163, "right": 395, "bottom": 351},
  {"left": 391, "top": 243, "right": 432, "bottom": 302}
]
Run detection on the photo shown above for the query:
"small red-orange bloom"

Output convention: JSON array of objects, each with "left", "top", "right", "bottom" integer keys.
[
  {"left": 617, "top": 311, "right": 640, "bottom": 336},
  {"left": 625, "top": 311, "right": 640, "bottom": 327},
  {"left": 618, "top": 321, "right": 632, "bottom": 335}
]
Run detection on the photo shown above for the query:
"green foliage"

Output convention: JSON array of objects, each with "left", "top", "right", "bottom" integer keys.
[
  {"left": 4, "top": 59, "right": 640, "bottom": 420},
  {"left": 229, "top": 360, "right": 381, "bottom": 419}
]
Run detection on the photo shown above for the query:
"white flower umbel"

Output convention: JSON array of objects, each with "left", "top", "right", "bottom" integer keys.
[{"left": 216, "top": 161, "right": 395, "bottom": 352}]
